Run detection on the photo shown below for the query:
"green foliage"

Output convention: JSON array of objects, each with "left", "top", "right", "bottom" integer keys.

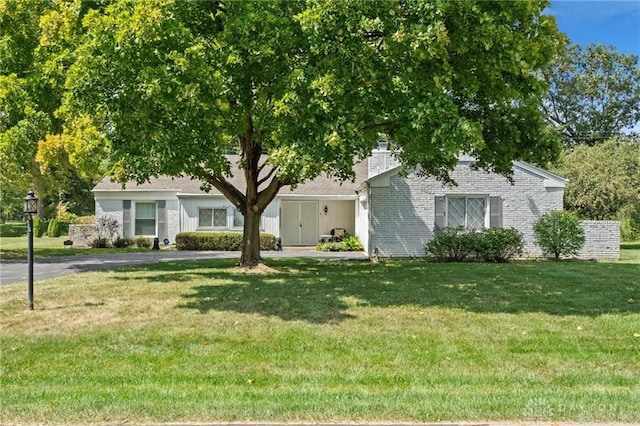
[
  {"left": 551, "top": 137, "right": 640, "bottom": 237},
  {"left": 475, "top": 228, "right": 525, "bottom": 263},
  {"left": 534, "top": 211, "right": 586, "bottom": 260},
  {"left": 112, "top": 237, "right": 133, "bottom": 248},
  {"left": 316, "top": 235, "right": 365, "bottom": 252},
  {"left": 46, "top": 219, "right": 61, "bottom": 237},
  {"left": 0, "top": 0, "right": 106, "bottom": 223},
  {"left": 132, "top": 237, "right": 152, "bottom": 249},
  {"left": 0, "top": 222, "right": 26, "bottom": 237},
  {"left": 425, "top": 227, "right": 478, "bottom": 262},
  {"left": 426, "top": 227, "right": 524, "bottom": 262},
  {"left": 341, "top": 235, "right": 364, "bottom": 251},
  {"left": 175, "top": 232, "right": 276, "bottom": 251},
  {"left": 543, "top": 44, "right": 640, "bottom": 147},
  {"left": 61, "top": 0, "right": 562, "bottom": 266},
  {"left": 46, "top": 218, "right": 69, "bottom": 237},
  {"left": 32, "top": 217, "right": 46, "bottom": 237}
]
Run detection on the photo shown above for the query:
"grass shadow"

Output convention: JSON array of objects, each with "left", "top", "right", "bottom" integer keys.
[{"left": 111, "top": 258, "right": 640, "bottom": 324}]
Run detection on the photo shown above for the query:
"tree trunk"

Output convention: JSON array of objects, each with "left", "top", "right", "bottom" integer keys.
[{"left": 239, "top": 206, "right": 263, "bottom": 268}]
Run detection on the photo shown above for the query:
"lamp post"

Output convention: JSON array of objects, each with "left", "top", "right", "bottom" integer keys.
[{"left": 24, "top": 190, "right": 38, "bottom": 310}]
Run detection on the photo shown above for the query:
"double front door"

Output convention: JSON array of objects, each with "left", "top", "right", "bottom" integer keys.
[{"left": 281, "top": 201, "right": 318, "bottom": 246}]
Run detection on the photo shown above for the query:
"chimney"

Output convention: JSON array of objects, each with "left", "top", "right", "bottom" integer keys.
[{"left": 368, "top": 136, "right": 400, "bottom": 178}]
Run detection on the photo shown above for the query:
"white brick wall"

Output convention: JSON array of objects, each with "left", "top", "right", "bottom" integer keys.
[
  {"left": 95, "top": 199, "right": 124, "bottom": 238},
  {"left": 369, "top": 161, "right": 564, "bottom": 257},
  {"left": 578, "top": 220, "right": 620, "bottom": 260}
]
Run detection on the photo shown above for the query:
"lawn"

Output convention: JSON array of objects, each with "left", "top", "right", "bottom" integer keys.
[
  {"left": 1, "top": 255, "right": 639, "bottom": 424},
  {"left": 0, "top": 236, "right": 164, "bottom": 260}
]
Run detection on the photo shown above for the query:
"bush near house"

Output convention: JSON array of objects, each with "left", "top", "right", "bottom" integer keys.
[
  {"left": 175, "top": 232, "right": 277, "bottom": 251},
  {"left": 426, "top": 227, "right": 524, "bottom": 262},
  {"left": 315, "top": 235, "right": 365, "bottom": 252},
  {"left": 534, "top": 210, "right": 586, "bottom": 260}
]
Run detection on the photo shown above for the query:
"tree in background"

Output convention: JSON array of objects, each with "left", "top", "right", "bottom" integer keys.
[
  {"left": 61, "top": 0, "right": 562, "bottom": 267},
  {"left": 543, "top": 43, "right": 640, "bottom": 147},
  {"left": 551, "top": 136, "right": 640, "bottom": 241},
  {"left": 0, "top": 0, "right": 107, "bottom": 218}
]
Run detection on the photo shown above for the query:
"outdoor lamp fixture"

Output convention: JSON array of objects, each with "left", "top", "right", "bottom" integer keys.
[
  {"left": 23, "top": 190, "right": 38, "bottom": 310},
  {"left": 324, "top": 205, "right": 328, "bottom": 214}
]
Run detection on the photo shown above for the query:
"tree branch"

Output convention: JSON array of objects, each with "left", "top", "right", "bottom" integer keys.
[{"left": 257, "top": 166, "right": 278, "bottom": 188}]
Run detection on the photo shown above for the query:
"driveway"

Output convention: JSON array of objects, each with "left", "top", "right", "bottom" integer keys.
[{"left": 0, "top": 249, "right": 368, "bottom": 286}]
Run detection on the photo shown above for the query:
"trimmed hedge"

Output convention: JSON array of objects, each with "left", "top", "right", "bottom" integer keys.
[
  {"left": 0, "top": 223, "right": 26, "bottom": 237},
  {"left": 175, "top": 232, "right": 276, "bottom": 251},
  {"left": 425, "top": 227, "right": 524, "bottom": 262}
]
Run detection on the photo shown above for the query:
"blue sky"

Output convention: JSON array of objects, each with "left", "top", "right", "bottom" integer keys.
[{"left": 546, "top": 0, "right": 640, "bottom": 57}]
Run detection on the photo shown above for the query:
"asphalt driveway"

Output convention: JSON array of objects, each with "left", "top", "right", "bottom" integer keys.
[{"left": 0, "top": 249, "right": 368, "bottom": 286}]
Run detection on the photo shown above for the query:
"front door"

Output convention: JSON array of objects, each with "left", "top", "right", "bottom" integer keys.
[{"left": 281, "top": 201, "right": 318, "bottom": 246}]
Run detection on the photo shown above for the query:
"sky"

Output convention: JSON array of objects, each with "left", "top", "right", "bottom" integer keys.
[{"left": 546, "top": 0, "right": 640, "bottom": 57}]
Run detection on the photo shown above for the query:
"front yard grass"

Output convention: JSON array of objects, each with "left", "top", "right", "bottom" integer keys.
[
  {"left": 0, "top": 236, "right": 164, "bottom": 260},
  {"left": 1, "top": 258, "right": 639, "bottom": 424}
]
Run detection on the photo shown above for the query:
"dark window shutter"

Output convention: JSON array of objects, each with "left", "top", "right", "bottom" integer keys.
[
  {"left": 489, "top": 196, "right": 502, "bottom": 228},
  {"left": 157, "top": 200, "right": 167, "bottom": 240},
  {"left": 434, "top": 196, "right": 445, "bottom": 233},
  {"left": 123, "top": 200, "right": 131, "bottom": 238}
]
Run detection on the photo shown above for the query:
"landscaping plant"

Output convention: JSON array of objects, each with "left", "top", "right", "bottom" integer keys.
[{"left": 534, "top": 210, "right": 586, "bottom": 260}]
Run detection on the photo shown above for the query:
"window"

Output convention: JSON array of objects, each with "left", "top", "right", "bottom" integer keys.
[
  {"left": 233, "top": 208, "right": 244, "bottom": 228},
  {"left": 198, "top": 208, "right": 227, "bottom": 228},
  {"left": 447, "top": 196, "right": 487, "bottom": 230},
  {"left": 135, "top": 202, "right": 157, "bottom": 236}
]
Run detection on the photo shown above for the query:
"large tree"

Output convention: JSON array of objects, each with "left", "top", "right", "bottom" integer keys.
[
  {"left": 62, "top": 0, "right": 562, "bottom": 267},
  {"left": 551, "top": 136, "right": 640, "bottom": 221},
  {"left": 543, "top": 43, "right": 640, "bottom": 147},
  {"left": 0, "top": 0, "right": 107, "bottom": 217}
]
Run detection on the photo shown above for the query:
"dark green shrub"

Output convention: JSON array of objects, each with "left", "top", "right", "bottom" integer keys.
[
  {"left": 113, "top": 237, "right": 134, "bottom": 248},
  {"left": 534, "top": 210, "right": 586, "bottom": 260},
  {"left": 425, "top": 227, "right": 477, "bottom": 262},
  {"left": 0, "top": 223, "right": 26, "bottom": 237},
  {"left": 475, "top": 227, "right": 524, "bottom": 262},
  {"left": 33, "top": 218, "right": 47, "bottom": 237},
  {"left": 90, "top": 237, "right": 110, "bottom": 248},
  {"left": 175, "top": 232, "right": 276, "bottom": 251},
  {"left": 47, "top": 219, "right": 62, "bottom": 237},
  {"left": 133, "top": 236, "right": 152, "bottom": 248}
]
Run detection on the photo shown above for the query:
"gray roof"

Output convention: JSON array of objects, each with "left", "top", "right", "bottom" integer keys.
[{"left": 93, "top": 158, "right": 368, "bottom": 197}]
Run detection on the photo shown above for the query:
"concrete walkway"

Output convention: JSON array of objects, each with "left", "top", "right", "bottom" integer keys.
[{"left": 0, "top": 248, "right": 368, "bottom": 286}]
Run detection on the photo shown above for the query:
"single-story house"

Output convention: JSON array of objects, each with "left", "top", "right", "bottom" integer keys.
[{"left": 92, "top": 145, "right": 619, "bottom": 259}]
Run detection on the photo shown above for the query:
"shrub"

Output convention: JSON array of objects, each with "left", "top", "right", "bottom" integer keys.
[
  {"left": 113, "top": 237, "right": 134, "bottom": 248},
  {"left": 0, "top": 223, "right": 26, "bottom": 237},
  {"left": 175, "top": 232, "right": 276, "bottom": 251},
  {"left": 90, "top": 237, "right": 110, "bottom": 248},
  {"left": 475, "top": 227, "right": 524, "bottom": 262},
  {"left": 426, "top": 227, "right": 524, "bottom": 262},
  {"left": 133, "top": 236, "right": 152, "bottom": 248},
  {"left": 425, "top": 227, "right": 477, "bottom": 262},
  {"left": 341, "top": 235, "right": 364, "bottom": 251},
  {"left": 534, "top": 210, "right": 586, "bottom": 260},
  {"left": 47, "top": 219, "right": 62, "bottom": 238},
  {"left": 33, "top": 218, "right": 47, "bottom": 237}
]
